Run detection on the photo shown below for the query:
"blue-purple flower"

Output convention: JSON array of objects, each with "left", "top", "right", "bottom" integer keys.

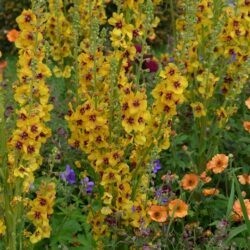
[
  {"left": 81, "top": 177, "right": 94, "bottom": 194},
  {"left": 153, "top": 160, "right": 162, "bottom": 174},
  {"left": 60, "top": 165, "right": 76, "bottom": 184}
]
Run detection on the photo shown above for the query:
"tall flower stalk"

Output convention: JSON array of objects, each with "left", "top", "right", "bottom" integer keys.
[{"left": 0, "top": 3, "right": 55, "bottom": 249}]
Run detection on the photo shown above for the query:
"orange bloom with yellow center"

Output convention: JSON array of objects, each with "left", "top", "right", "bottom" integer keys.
[
  {"left": 243, "top": 121, "right": 250, "bottom": 133},
  {"left": 245, "top": 97, "right": 250, "bottom": 109},
  {"left": 202, "top": 188, "right": 219, "bottom": 196},
  {"left": 148, "top": 205, "right": 167, "bottom": 222},
  {"left": 181, "top": 173, "right": 199, "bottom": 191},
  {"left": 206, "top": 154, "right": 229, "bottom": 174},
  {"left": 168, "top": 199, "right": 188, "bottom": 218},
  {"left": 7, "top": 29, "right": 19, "bottom": 42}
]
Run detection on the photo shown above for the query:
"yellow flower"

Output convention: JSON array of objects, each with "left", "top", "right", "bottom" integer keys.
[
  {"left": 100, "top": 168, "right": 121, "bottom": 185},
  {"left": 108, "top": 13, "right": 133, "bottom": 40},
  {"left": 160, "top": 63, "right": 180, "bottom": 79},
  {"left": 16, "top": 9, "right": 37, "bottom": 30},
  {"left": 101, "top": 206, "right": 113, "bottom": 215},
  {"left": 0, "top": 219, "right": 6, "bottom": 235},
  {"left": 190, "top": 102, "right": 206, "bottom": 117},
  {"left": 29, "top": 227, "right": 43, "bottom": 244},
  {"left": 15, "top": 30, "right": 43, "bottom": 49},
  {"left": 102, "top": 192, "right": 113, "bottom": 205},
  {"left": 167, "top": 76, "right": 188, "bottom": 95}
]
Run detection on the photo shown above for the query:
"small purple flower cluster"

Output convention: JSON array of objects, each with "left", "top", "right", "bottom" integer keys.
[
  {"left": 60, "top": 165, "right": 94, "bottom": 194},
  {"left": 153, "top": 159, "right": 161, "bottom": 174}
]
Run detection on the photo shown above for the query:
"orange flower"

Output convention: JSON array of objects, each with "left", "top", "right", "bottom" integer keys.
[
  {"left": 181, "top": 173, "right": 199, "bottom": 191},
  {"left": 232, "top": 199, "right": 250, "bottom": 221},
  {"left": 168, "top": 199, "right": 188, "bottom": 218},
  {"left": 202, "top": 188, "right": 219, "bottom": 196},
  {"left": 243, "top": 121, "right": 250, "bottom": 132},
  {"left": 7, "top": 29, "right": 19, "bottom": 42},
  {"left": 200, "top": 171, "right": 212, "bottom": 183},
  {"left": 206, "top": 154, "right": 229, "bottom": 174},
  {"left": 245, "top": 97, "right": 250, "bottom": 109},
  {"left": 148, "top": 205, "right": 167, "bottom": 222},
  {"left": 238, "top": 174, "right": 250, "bottom": 185}
]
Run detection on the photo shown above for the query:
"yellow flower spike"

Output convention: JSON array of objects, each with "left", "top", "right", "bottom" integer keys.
[{"left": 100, "top": 168, "right": 121, "bottom": 186}]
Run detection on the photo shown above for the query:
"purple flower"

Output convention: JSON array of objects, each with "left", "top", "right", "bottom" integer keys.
[
  {"left": 153, "top": 159, "right": 161, "bottom": 174},
  {"left": 60, "top": 165, "right": 76, "bottom": 184},
  {"left": 142, "top": 58, "right": 159, "bottom": 73},
  {"left": 81, "top": 177, "right": 94, "bottom": 194},
  {"left": 135, "top": 44, "right": 142, "bottom": 53}
]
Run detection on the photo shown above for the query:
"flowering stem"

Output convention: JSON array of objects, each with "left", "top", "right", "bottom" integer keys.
[{"left": 131, "top": 113, "right": 166, "bottom": 199}]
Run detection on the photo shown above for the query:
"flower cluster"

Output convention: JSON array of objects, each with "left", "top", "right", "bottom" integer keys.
[
  {"left": 46, "top": 0, "right": 73, "bottom": 78},
  {"left": 148, "top": 199, "right": 188, "bottom": 223},
  {"left": 7, "top": 8, "right": 53, "bottom": 191},
  {"left": 175, "top": 0, "right": 249, "bottom": 128},
  {"left": 64, "top": 0, "right": 189, "bottom": 243},
  {"left": 26, "top": 182, "right": 56, "bottom": 243}
]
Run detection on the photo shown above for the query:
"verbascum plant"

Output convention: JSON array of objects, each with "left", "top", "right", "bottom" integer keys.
[
  {"left": 174, "top": 0, "right": 250, "bottom": 171},
  {"left": 46, "top": 0, "right": 73, "bottom": 78},
  {"left": 26, "top": 182, "right": 56, "bottom": 244},
  {"left": 0, "top": 3, "right": 55, "bottom": 249},
  {"left": 65, "top": 0, "right": 188, "bottom": 247}
]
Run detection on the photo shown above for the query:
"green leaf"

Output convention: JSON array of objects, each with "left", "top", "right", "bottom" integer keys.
[
  {"left": 51, "top": 218, "right": 81, "bottom": 245},
  {"left": 226, "top": 178, "right": 235, "bottom": 218},
  {"left": 91, "top": 199, "right": 102, "bottom": 212},
  {"left": 226, "top": 224, "right": 247, "bottom": 243}
]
